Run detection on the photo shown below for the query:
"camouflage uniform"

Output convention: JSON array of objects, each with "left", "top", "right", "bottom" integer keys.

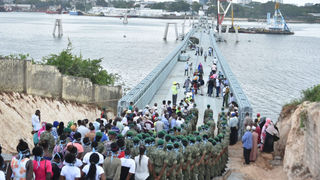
[
  {"left": 166, "top": 144, "right": 177, "bottom": 180},
  {"left": 40, "top": 131, "right": 55, "bottom": 153},
  {"left": 150, "top": 141, "right": 168, "bottom": 180},
  {"left": 203, "top": 108, "right": 213, "bottom": 125}
]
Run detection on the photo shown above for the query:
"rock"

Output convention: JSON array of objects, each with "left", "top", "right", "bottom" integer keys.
[{"left": 275, "top": 102, "right": 320, "bottom": 179}]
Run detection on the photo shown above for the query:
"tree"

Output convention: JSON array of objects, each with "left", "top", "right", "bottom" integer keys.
[{"left": 191, "top": 2, "right": 201, "bottom": 13}]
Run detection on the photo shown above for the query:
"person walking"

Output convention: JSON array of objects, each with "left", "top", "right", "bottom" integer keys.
[
  {"left": 184, "top": 62, "right": 189, "bottom": 76},
  {"left": 134, "top": 145, "right": 151, "bottom": 180},
  {"left": 171, "top": 81, "right": 179, "bottom": 106},
  {"left": 183, "top": 77, "right": 192, "bottom": 94},
  {"left": 229, "top": 113, "right": 238, "bottom": 145},
  {"left": 222, "top": 85, "right": 230, "bottom": 107},
  {"left": 242, "top": 126, "right": 252, "bottom": 165},
  {"left": 203, "top": 104, "right": 213, "bottom": 125},
  {"left": 215, "top": 78, "right": 220, "bottom": 97},
  {"left": 204, "top": 51, "right": 207, "bottom": 62},
  {"left": 250, "top": 126, "right": 259, "bottom": 162},
  {"left": 200, "top": 47, "right": 203, "bottom": 56},
  {"left": 263, "top": 121, "right": 279, "bottom": 153},
  {"left": 32, "top": 110, "right": 41, "bottom": 145}
]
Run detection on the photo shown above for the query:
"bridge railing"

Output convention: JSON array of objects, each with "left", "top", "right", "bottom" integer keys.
[
  {"left": 209, "top": 31, "right": 253, "bottom": 138},
  {"left": 117, "top": 28, "right": 195, "bottom": 115}
]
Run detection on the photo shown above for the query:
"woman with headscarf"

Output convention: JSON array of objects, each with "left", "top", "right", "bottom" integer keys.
[
  {"left": 37, "top": 122, "right": 47, "bottom": 142},
  {"left": 263, "top": 121, "right": 279, "bottom": 153},
  {"left": 57, "top": 122, "right": 65, "bottom": 136},
  {"left": 6, "top": 139, "right": 33, "bottom": 180},
  {"left": 260, "top": 118, "right": 271, "bottom": 150}
]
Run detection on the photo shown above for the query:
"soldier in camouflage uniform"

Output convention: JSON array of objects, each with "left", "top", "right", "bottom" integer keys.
[
  {"left": 125, "top": 131, "right": 134, "bottom": 150},
  {"left": 150, "top": 139, "right": 168, "bottom": 180},
  {"left": 174, "top": 142, "right": 184, "bottom": 180},
  {"left": 39, "top": 123, "right": 55, "bottom": 154},
  {"left": 189, "top": 137, "right": 200, "bottom": 180},
  {"left": 181, "top": 138, "right": 192, "bottom": 180},
  {"left": 130, "top": 137, "right": 140, "bottom": 158},
  {"left": 203, "top": 104, "right": 213, "bottom": 125},
  {"left": 197, "top": 135, "right": 208, "bottom": 180},
  {"left": 189, "top": 104, "right": 199, "bottom": 131},
  {"left": 165, "top": 143, "right": 177, "bottom": 180}
]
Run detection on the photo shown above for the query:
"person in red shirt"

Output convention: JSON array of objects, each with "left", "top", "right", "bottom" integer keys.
[{"left": 32, "top": 146, "right": 53, "bottom": 180}]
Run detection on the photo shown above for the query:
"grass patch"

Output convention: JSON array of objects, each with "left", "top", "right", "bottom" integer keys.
[{"left": 300, "top": 111, "right": 307, "bottom": 128}]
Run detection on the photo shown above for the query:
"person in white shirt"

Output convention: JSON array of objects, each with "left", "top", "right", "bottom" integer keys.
[
  {"left": 134, "top": 145, "right": 151, "bottom": 180},
  {"left": 121, "top": 123, "right": 130, "bottom": 136},
  {"left": 60, "top": 153, "right": 81, "bottom": 180},
  {"left": 31, "top": 110, "right": 41, "bottom": 132},
  {"left": 175, "top": 117, "right": 184, "bottom": 128},
  {"left": 82, "top": 153, "right": 105, "bottom": 180},
  {"left": 77, "top": 120, "right": 90, "bottom": 142},
  {"left": 120, "top": 149, "right": 135, "bottom": 180}
]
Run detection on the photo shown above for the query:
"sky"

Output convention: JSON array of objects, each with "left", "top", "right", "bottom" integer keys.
[{"left": 246, "top": 0, "right": 320, "bottom": 6}]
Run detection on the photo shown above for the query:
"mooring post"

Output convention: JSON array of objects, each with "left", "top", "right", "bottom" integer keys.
[
  {"left": 163, "top": 23, "right": 169, "bottom": 40},
  {"left": 235, "top": 26, "right": 239, "bottom": 42},
  {"left": 181, "top": 23, "right": 185, "bottom": 39},
  {"left": 53, "top": 19, "right": 63, "bottom": 37},
  {"left": 174, "top": 23, "right": 178, "bottom": 40}
]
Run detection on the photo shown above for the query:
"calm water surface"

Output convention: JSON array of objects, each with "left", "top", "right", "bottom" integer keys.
[
  {"left": 218, "top": 22, "right": 320, "bottom": 121},
  {"left": 1, "top": 13, "right": 319, "bottom": 121}
]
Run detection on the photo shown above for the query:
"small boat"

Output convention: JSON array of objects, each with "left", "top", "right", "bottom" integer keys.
[{"left": 69, "top": 10, "right": 83, "bottom": 16}]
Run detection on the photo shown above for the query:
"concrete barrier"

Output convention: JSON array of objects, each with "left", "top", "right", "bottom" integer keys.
[{"left": 0, "top": 59, "right": 122, "bottom": 113}]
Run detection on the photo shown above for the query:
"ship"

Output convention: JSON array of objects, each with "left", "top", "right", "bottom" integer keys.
[{"left": 218, "top": 2, "right": 294, "bottom": 35}]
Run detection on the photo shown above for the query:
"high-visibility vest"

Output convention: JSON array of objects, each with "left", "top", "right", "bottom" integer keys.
[{"left": 172, "top": 85, "right": 178, "bottom": 95}]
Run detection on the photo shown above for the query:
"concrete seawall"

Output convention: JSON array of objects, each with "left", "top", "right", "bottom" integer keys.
[{"left": 0, "top": 59, "right": 122, "bottom": 112}]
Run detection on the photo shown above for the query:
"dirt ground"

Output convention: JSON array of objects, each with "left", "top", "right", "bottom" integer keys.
[{"left": 227, "top": 142, "right": 288, "bottom": 180}]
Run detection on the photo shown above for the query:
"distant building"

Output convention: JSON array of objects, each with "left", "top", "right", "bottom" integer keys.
[
  {"left": 305, "top": 3, "right": 314, "bottom": 6},
  {"left": 237, "top": 0, "right": 252, "bottom": 5}
]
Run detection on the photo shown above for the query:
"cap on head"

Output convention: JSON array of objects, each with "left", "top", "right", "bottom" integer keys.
[
  {"left": 252, "top": 126, "right": 256, "bottom": 131},
  {"left": 157, "top": 139, "right": 164, "bottom": 146},
  {"left": 173, "top": 81, "right": 177, "bottom": 85},
  {"left": 246, "top": 126, "right": 251, "bottom": 131}
]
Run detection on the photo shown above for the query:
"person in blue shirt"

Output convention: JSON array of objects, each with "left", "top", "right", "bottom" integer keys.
[
  {"left": 161, "top": 114, "right": 170, "bottom": 132},
  {"left": 242, "top": 126, "right": 253, "bottom": 164},
  {"left": 170, "top": 115, "right": 177, "bottom": 129}
]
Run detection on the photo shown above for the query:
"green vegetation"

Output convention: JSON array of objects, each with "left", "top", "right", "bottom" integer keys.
[
  {"left": 0, "top": 53, "right": 33, "bottom": 61},
  {"left": 41, "top": 41, "right": 116, "bottom": 86},
  {"left": 300, "top": 111, "right": 307, "bottom": 128},
  {"left": 284, "top": 84, "right": 320, "bottom": 108}
]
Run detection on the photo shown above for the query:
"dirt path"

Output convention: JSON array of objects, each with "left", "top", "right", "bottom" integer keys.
[{"left": 226, "top": 142, "right": 288, "bottom": 180}]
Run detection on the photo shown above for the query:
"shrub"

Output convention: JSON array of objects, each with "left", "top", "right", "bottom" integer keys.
[{"left": 42, "top": 41, "right": 116, "bottom": 86}]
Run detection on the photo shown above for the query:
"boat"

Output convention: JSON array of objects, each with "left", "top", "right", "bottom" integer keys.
[
  {"left": 218, "top": 2, "right": 294, "bottom": 35},
  {"left": 69, "top": 10, "right": 83, "bottom": 16}
]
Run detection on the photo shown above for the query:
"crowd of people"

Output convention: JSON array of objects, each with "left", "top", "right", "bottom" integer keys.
[
  {"left": 0, "top": 97, "right": 231, "bottom": 180},
  {"left": 228, "top": 111, "right": 280, "bottom": 165}
]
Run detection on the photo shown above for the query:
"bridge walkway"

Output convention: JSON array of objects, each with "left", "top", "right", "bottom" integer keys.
[{"left": 149, "top": 28, "right": 223, "bottom": 127}]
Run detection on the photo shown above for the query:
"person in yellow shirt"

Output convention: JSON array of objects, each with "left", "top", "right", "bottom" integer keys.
[{"left": 171, "top": 81, "right": 179, "bottom": 106}]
